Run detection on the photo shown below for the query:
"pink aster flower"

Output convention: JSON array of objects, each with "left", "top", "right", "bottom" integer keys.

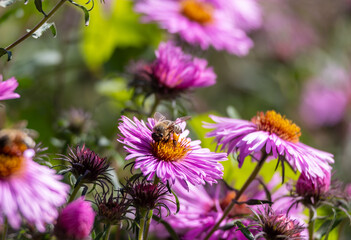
[
  {"left": 0, "top": 75, "right": 20, "bottom": 101},
  {"left": 299, "top": 64, "right": 351, "bottom": 128},
  {"left": 118, "top": 115, "right": 226, "bottom": 190},
  {"left": 205, "top": 110, "right": 334, "bottom": 179},
  {"left": 131, "top": 41, "right": 216, "bottom": 100},
  {"left": 54, "top": 197, "right": 95, "bottom": 240},
  {"left": 0, "top": 130, "right": 69, "bottom": 231},
  {"left": 134, "top": 0, "right": 261, "bottom": 55}
]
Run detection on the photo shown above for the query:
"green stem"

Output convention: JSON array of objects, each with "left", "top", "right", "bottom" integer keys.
[
  {"left": 204, "top": 153, "right": 268, "bottom": 240},
  {"left": 308, "top": 208, "right": 315, "bottom": 240},
  {"left": 103, "top": 224, "right": 112, "bottom": 240},
  {"left": 68, "top": 181, "right": 83, "bottom": 203},
  {"left": 2, "top": 218, "right": 8, "bottom": 240},
  {"left": 149, "top": 96, "right": 160, "bottom": 117},
  {"left": 4, "top": 0, "right": 67, "bottom": 51},
  {"left": 137, "top": 210, "right": 147, "bottom": 240},
  {"left": 143, "top": 210, "right": 153, "bottom": 240}
]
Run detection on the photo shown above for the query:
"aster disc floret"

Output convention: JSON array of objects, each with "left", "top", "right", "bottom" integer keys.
[
  {"left": 205, "top": 110, "right": 334, "bottom": 179},
  {"left": 0, "top": 129, "right": 69, "bottom": 231},
  {"left": 130, "top": 41, "right": 216, "bottom": 100},
  {"left": 118, "top": 115, "right": 226, "bottom": 190},
  {"left": 0, "top": 75, "right": 20, "bottom": 101},
  {"left": 54, "top": 197, "right": 95, "bottom": 240},
  {"left": 251, "top": 206, "right": 305, "bottom": 240},
  {"left": 135, "top": 0, "right": 261, "bottom": 55},
  {"left": 59, "top": 145, "right": 111, "bottom": 185}
]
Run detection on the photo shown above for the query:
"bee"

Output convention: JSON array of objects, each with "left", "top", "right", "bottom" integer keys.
[
  {"left": 152, "top": 112, "right": 191, "bottom": 144},
  {"left": 0, "top": 129, "right": 36, "bottom": 152}
]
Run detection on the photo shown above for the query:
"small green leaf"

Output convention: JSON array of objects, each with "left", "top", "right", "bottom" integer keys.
[
  {"left": 93, "top": 232, "right": 104, "bottom": 240},
  {"left": 34, "top": 0, "right": 46, "bottom": 16},
  {"left": 49, "top": 23, "right": 57, "bottom": 37},
  {"left": 171, "top": 189, "right": 180, "bottom": 214},
  {"left": 152, "top": 215, "right": 180, "bottom": 240},
  {"left": 68, "top": 0, "right": 90, "bottom": 26},
  {"left": 235, "top": 221, "right": 255, "bottom": 240},
  {"left": 0, "top": 48, "right": 12, "bottom": 61}
]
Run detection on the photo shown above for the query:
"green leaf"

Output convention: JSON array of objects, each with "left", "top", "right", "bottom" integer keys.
[
  {"left": 0, "top": 48, "right": 12, "bottom": 61},
  {"left": 235, "top": 221, "right": 255, "bottom": 240},
  {"left": 315, "top": 213, "right": 342, "bottom": 239},
  {"left": 152, "top": 215, "right": 180, "bottom": 240},
  {"left": 34, "top": 0, "right": 46, "bottom": 16},
  {"left": 171, "top": 189, "right": 180, "bottom": 214},
  {"left": 50, "top": 23, "right": 57, "bottom": 37},
  {"left": 0, "top": 0, "right": 17, "bottom": 7},
  {"left": 68, "top": 0, "right": 90, "bottom": 26}
]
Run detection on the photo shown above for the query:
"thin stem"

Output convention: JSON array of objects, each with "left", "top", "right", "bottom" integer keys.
[
  {"left": 68, "top": 181, "right": 83, "bottom": 203},
  {"left": 137, "top": 210, "right": 147, "bottom": 240},
  {"left": 4, "top": 0, "right": 67, "bottom": 51},
  {"left": 103, "top": 224, "right": 112, "bottom": 240},
  {"left": 204, "top": 153, "right": 268, "bottom": 240},
  {"left": 143, "top": 210, "right": 153, "bottom": 240},
  {"left": 308, "top": 208, "right": 315, "bottom": 240},
  {"left": 149, "top": 96, "right": 160, "bottom": 117},
  {"left": 1, "top": 218, "right": 8, "bottom": 240}
]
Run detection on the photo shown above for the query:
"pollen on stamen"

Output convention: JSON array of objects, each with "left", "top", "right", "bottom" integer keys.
[
  {"left": 181, "top": 0, "right": 213, "bottom": 24},
  {"left": 151, "top": 136, "right": 191, "bottom": 162},
  {"left": 0, "top": 142, "right": 27, "bottom": 178},
  {"left": 251, "top": 110, "right": 301, "bottom": 143}
]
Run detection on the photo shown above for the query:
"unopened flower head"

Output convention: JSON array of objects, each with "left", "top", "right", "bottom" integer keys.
[
  {"left": 60, "top": 108, "right": 94, "bottom": 135},
  {"left": 54, "top": 198, "right": 95, "bottom": 240},
  {"left": 135, "top": 0, "right": 261, "bottom": 55},
  {"left": 205, "top": 110, "right": 334, "bottom": 180},
  {"left": 130, "top": 41, "right": 216, "bottom": 100},
  {"left": 252, "top": 206, "right": 305, "bottom": 240},
  {"left": 0, "top": 129, "right": 69, "bottom": 231},
  {"left": 0, "top": 75, "right": 20, "bottom": 101},
  {"left": 296, "top": 171, "right": 331, "bottom": 198},
  {"left": 59, "top": 145, "right": 111, "bottom": 185},
  {"left": 118, "top": 115, "right": 226, "bottom": 190},
  {"left": 94, "top": 187, "right": 132, "bottom": 226},
  {"left": 124, "top": 177, "right": 172, "bottom": 215}
]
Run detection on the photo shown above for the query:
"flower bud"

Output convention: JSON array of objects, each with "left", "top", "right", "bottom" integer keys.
[
  {"left": 54, "top": 198, "right": 95, "bottom": 240},
  {"left": 296, "top": 171, "right": 331, "bottom": 197}
]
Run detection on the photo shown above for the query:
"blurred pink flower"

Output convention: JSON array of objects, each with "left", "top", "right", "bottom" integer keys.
[
  {"left": 135, "top": 0, "right": 261, "bottom": 55},
  {"left": 0, "top": 75, "right": 20, "bottom": 101},
  {"left": 153, "top": 174, "right": 304, "bottom": 239},
  {"left": 55, "top": 198, "right": 95, "bottom": 240},
  {"left": 0, "top": 130, "right": 69, "bottom": 231},
  {"left": 299, "top": 64, "right": 351, "bottom": 128},
  {"left": 262, "top": 0, "right": 318, "bottom": 61}
]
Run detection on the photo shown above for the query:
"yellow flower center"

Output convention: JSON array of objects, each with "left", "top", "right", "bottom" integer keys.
[
  {"left": 251, "top": 111, "right": 301, "bottom": 143},
  {"left": 151, "top": 135, "right": 191, "bottom": 162},
  {"left": 0, "top": 143, "right": 27, "bottom": 178},
  {"left": 181, "top": 0, "right": 213, "bottom": 25}
]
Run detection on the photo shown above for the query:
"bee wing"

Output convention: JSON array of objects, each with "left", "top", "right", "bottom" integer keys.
[
  {"left": 174, "top": 116, "right": 191, "bottom": 125},
  {"left": 154, "top": 112, "right": 166, "bottom": 123}
]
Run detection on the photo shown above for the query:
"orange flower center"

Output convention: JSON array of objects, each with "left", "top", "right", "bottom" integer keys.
[
  {"left": 220, "top": 191, "right": 251, "bottom": 218},
  {"left": 0, "top": 142, "right": 27, "bottom": 178},
  {"left": 181, "top": 0, "right": 213, "bottom": 24},
  {"left": 251, "top": 110, "right": 301, "bottom": 143},
  {"left": 151, "top": 135, "right": 191, "bottom": 162}
]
